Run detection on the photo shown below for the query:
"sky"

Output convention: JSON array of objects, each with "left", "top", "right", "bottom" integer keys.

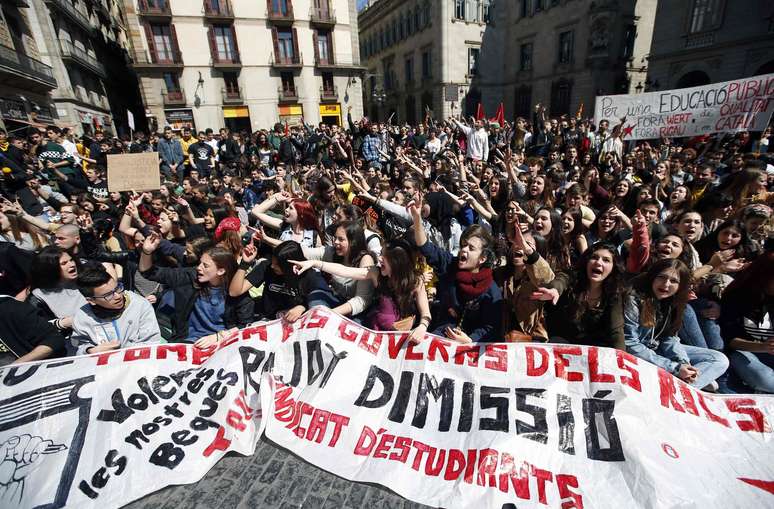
[{"left": 357, "top": 0, "right": 369, "bottom": 10}]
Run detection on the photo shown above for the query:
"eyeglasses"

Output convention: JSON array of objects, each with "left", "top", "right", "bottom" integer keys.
[{"left": 93, "top": 282, "right": 124, "bottom": 300}]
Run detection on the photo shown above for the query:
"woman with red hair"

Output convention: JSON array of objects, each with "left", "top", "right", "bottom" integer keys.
[{"left": 250, "top": 191, "right": 322, "bottom": 248}]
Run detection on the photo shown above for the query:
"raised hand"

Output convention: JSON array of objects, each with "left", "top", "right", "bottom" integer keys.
[
  {"left": 142, "top": 232, "right": 161, "bottom": 254},
  {"left": 631, "top": 209, "right": 646, "bottom": 229},
  {"left": 289, "top": 259, "right": 317, "bottom": 275},
  {"left": 407, "top": 199, "right": 422, "bottom": 223},
  {"left": 530, "top": 287, "right": 560, "bottom": 305},
  {"left": 240, "top": 241, "right": 258, "bottom": 264}
]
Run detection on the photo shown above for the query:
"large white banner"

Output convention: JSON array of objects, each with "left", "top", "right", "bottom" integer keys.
[
  {"left": 0, "top": 308, "right": 772, "bottom": 508},
  {"left": 594, "top": 74, "right": 774, "bottom": 140}
]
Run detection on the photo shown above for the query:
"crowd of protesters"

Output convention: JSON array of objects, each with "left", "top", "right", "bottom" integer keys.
[{"left": 0, "top": 103, "right": 771, "bottom": 394}]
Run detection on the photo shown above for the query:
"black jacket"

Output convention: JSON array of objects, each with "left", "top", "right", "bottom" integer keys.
[{"left": 140, "top": 265, "right": 254, "bottom": 341}]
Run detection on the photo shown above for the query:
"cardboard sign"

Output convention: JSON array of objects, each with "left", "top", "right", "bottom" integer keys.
[
  {"left": 107, "top": 152, "right": 160, "bottom": 192},
  {"left": 594, "top": 73, "right": 774, "bottom": 140},
  {"left": 1, "top": 308, "right": 772, "bottom": 509}
]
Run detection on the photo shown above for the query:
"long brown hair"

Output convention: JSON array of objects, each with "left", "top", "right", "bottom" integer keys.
[
  {"left": 379, "top": 239, "right": 421, "bottom": 316},
  {"left": 197, "top": 246, "right": 237, "bottom": 295},
  {"left": 634, "top": 258, "right": 692, "bottom": 335}
]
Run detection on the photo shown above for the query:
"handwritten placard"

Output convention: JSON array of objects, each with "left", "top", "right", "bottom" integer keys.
[{"left": 107, "top": 152, "right": 160, "bottom": 192}]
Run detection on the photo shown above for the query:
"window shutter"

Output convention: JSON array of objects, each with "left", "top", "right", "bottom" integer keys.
[
  {"left": 169, "top": 24, "right": 181, "bottom": 62},
  {"left": 143, "top": 23, "right": 157, "bottom": 63},
  {"left": 328, "top": 29, "right": 335, "bottom": 65},
  {"left": 207, "top": 25, "right": 218, "bottom": 61},
  {"left": 230, "top": 25, "right": 240, "bottom": 62},
  {"left": 287, "top": 0, "right": 294, "bottom": 18},
  {"left": 313, "top": 30, "right": 319, "bottom": 63},
  {"left": 266, "top": 0, "right": 272, "bottom": 15},
  {"left": 271, "top": 27, "right": 280, "bottom": 61},
  {"left": 291, "top": 27, "right": 299, "bottom": 63}
]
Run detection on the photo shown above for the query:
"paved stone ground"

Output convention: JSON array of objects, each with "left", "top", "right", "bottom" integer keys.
[{"left": 125, "top": 436, "right": 433, "bottom": 509}]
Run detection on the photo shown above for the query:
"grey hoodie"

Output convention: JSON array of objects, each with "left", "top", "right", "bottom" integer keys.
[{"left": 71, "top": 291, "right": 162, "bottom": 355}]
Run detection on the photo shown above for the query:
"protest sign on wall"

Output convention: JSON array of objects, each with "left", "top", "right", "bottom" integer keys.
[
  {"left": 0, "top": 308, "right": 772, "bottom": 509},
  {"left": 107, "top": 152, "right": 160, "bottom": 192},
  {"left": 594, "top": 73, "right": 774, "bottom": 140}
]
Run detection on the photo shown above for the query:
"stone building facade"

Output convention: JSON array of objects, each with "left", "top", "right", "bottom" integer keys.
[
  {"left": 1, "top": 0, "right": 137, "bottom": 135},
  {"left": 646, "top": 0, "right": 774, "bottom": 91},
  {"left": 358, "top": 0, "right": 495, "bottom": 122},
  {"left": 493, "top": 0, "right": 658, "bottom": 120},
  {"left": 122, "top": 0, "right": 365, "bottom": 133}
]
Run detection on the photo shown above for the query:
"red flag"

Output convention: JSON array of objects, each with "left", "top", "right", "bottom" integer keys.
[
  {"left": 489, "top": 103, "right": 504, "bottom": 127},
  {"left": 476, "top": 103, "right": 486, "bottom": 121},
  {"left": 284, "top": 120, "right": 289, "bottom": 136}
]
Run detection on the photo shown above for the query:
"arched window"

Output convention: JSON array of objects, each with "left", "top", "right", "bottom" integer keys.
[{"left": 675, "top": 70, "right": 710, "bottom": 89}]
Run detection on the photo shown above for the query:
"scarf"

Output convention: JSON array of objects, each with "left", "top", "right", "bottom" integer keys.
[{"left": 455, "top": 268, "right": 493, "bottom": 302}]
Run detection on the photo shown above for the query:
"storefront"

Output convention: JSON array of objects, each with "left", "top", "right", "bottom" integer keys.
[
  {"left": 278, "top": 104, "right": 304, "bottom": 126},
  {"left": 164, "top": 109, "right": 196, "bottom": 132},
  {"left": 223, "top": 105, "right": 251, "bottom": 133},
  {"left": 319, "top": 103, "right": 341, "bottom": 126}
]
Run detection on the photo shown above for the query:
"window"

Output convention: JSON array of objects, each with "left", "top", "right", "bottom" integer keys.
[
  {"left": 481, "top": 0, "right": 491, "bottom": 23},
  {"left": 407, "top": 10, "right": 414, "bottom": 34},
  {"left": 521, "top": 0, "right": 530, "bottom": 18},
  {"left": 550, "top": 79, "right": 572, "bottom": 116},
  {"left": 317, "top": 30, "right": 331, "bottom": 63},
  {"left": 223, "top": 72, "right": 239, "bottom": 93},
  {"left": 272, "top": 0, "right": 289, "bottom": 16},
  {"left": 535, "top": 0, "right": 544, "bottom": 12},
  {"left": 212, "top": 25, "right": 236, "bottom": 61},
  {"left": 467, "top": 47, "right": 479, "bottom": 76},
  {"left": 551, "top": 0, "right": 560, "bottom": 6},
  {"left": 392, "top": 19, "right": 398, "bottom": 43},
  {"left": 399, "top": 14, "right": 405, "bottom": 39},
  {"left": 322, "top": 72, "right": 334, "bottom": 92},
  {"left": 558, "top": 30, "right": 574, "bottom": 64},
  {"left": 520, "top": 42, "right": 533, "bottom": 71},
  {"left": 421, "top": 49, "right": 431, "bottom": 79},
  {"left": 162, "top": 72, "right": 180, "bottom": 92},
  {"left": 277, "top": 29, "right": 295, "bottom": 60},
  {"left": 151, "top": 24, "right": 175, "bottom": 61},
  {"left": 383, "top": 60, "right": 395, "bottom": 91},
  {"left": 689, "top": 0, "right": 723, "bottom": 33},
  {"left": 405, "top": 56, "right": 414, "bottom": 83},
  {"left": 622, "top": 24, "right": 636, "bottom": 60},
  {"left": 414, "top": 6, "right": 420, "bottom": 30},
  {"left": 281, "top": 72, "right": 295, "bottom": 93},
  {"left": 514, "top": 85, "right": 532, "bottom": 118},
  {"left": 455, "top": 0, "right": 466, "bottom": 20},
  {"left": 423, "top": 2, "right": 431, "bottom": 26}
]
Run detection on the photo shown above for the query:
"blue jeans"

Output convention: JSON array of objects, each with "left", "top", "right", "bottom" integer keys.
[
  {"left": 679, "top": 302, "right": 724, "bottom": 350},
  {"left": 681, "top": 344, "right": 729, "bottom": 389},
  {"left": 729, "top": 351, "right": 774, "bottom": 393}
]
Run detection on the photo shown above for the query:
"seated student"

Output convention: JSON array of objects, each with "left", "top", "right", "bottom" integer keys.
[
  {"left": 720, "top": 252, "right": 773, "bottom": 393},
  {"left": 533, "top": 242, "right": 625, "bottom": 350},
  {"left": 72, "top": 265, "right": 162, "bottom": 355},
  {"left": 139, "top": 233, "right": 253, "bottom": 344},
  {"left": 291, "top": 238, "right": 432, "bottom": 342},
  {"left": 409, "top": 199, "right": 502, "bottom": 343},
  {"left": 624, "top": 258, "right": 729, "bottom": 389},
  {"left": 0, "top": 243, "right": 67, "bottom": 364},
  {"left": 29, "top": 246, "right": 87, "bottom": 334},
  {"left": 229, "top": 239, "right": 337, "bottom": 321}
]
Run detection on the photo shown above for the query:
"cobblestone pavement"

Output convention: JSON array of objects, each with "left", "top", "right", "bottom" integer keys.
[{"left": 125, "top": 436, "right": 433, "bottom": 509}]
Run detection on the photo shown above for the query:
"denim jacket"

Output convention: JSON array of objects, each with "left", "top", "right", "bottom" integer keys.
[{"left": 624, "top": 292, "right": 690, "bottom": 375}]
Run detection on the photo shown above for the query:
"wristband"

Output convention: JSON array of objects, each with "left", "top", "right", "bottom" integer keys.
[
  {"left": 142, "top": 249, "right": 154, "bottom": 256},
  {"left": 239, "top": 260, "right": 252, "bottom": 271}
]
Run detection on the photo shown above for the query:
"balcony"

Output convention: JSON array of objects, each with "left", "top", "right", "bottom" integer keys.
[
  {"left": 137, "top": 0, "right": 172, "bottom": 21},
  {"left": 270, "top": 52, "right": 302, "bottom": 69},
  {"left": 59, "top": 39, "right": 106, "bottom": 78},
  {"left": 320, "top": 85, "right": 338, "bottom": 102},
  {"left": 315, "top": 56, "right": 336, "bottom": 69},
  {"left": 0, "top": 45, "right": 57, "bottom": 91},
  {"left": 44, "top": 0, "right": 94, "bottom": 33},
  {"left": 94, "top": 0, "right": 111, "bottom": 21},
  {"left": 277, "top": 86, "right": 298, "bottom": 103},
  {"left": 163, "top": 89, "right": 186, "bottom": 106},
  {"left": 267, "top": 2, "right": 294, "bottom": 25},
  {"left": 222, "top": 87, "right": 242, "bottom": 103},
  {"left": 133, "top": 49, "right": 184, "bottom": 70},
  {"left": 211, "top": 52, "right": 241, "bottom": 69},
  {"left": 309, "top": 7, "right": 335, "bottom": 27},
  {"left": 204, "top": 0, "right": 233, "bottom": 20}
]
